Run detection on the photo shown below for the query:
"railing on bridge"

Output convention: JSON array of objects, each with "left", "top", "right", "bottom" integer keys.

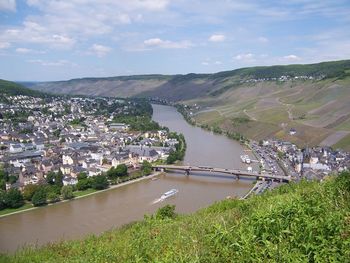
[{"left": 152, "top": 164, "right": 292, "bottom": 183}]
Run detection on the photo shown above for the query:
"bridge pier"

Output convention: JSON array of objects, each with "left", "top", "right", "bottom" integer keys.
[{"left": 185, "top": 169, "right": 190, "bottom": 175}]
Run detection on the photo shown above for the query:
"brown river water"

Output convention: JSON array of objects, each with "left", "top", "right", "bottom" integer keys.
[{"left": 0, "top": 104, "right": 255, "bottom": 253}]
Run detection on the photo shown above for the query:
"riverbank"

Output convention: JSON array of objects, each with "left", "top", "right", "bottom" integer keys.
[{"left": 0, "top": 172, "right": 161, "bottom": 219}]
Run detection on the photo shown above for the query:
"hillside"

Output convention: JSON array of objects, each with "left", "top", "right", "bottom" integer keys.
[
  {"left": 1, "top": 171, "right": 349, "bottom": 262},
  {"left": 26, "top": 60, "right": 350, "bottom": 100},
  {"left": 0, "top": 79, "right": 46, "bottom": 97},
  {"left": 25, "top": 60, "right": 350, "bottom": 149}
]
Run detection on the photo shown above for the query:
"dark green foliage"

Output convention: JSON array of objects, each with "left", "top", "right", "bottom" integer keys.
[
  {"left": 3, "top": 188, "right": 24, "bottom": 208},
  {"left": 77, "top": 172, "right": 88, "bottom": 180},
  {"left": 0, "top": 190, "right": 6, "bottom": 210},
  {"left": 47, "top": 192, "right": 60, "bottom": 203},
  {"left": 7, "top": 175, "right": 18, "bottom": 184},
  {"left": 141, "top": 161, "right": 152, "bottom": 176},
  {"left": 0, "top": 179, "right": 5, "bottom": 191},
  {"left": 210, "top": 59, "right": 350, "bottom": 80},
  {"left": 156, "top": 204, "right": 177, "bottom": 220},
  {"left": 107, "top": 164, "right": 128, "bottom": 179},
  {"left": 45, "top": 171, "right": 63, "bottom": 187},
  {"left": 31, "top": 187, "right": 47, "bottom": 207},
  {"left": 112, "top": 115, "right": 160, "bottom": 132},
  {"left": 23, "top": 184, "right": 40, "bottom": 201},
  {"left": 91, "top": 175, "right": 109, "bottom": 190},
  {"left": 166, "top": 133, "right": 186, "bottom": 164},
  {"left": 76, "top": 178, "right": 91, "bottom": 191},
  {"left": 61, "top": 185, "right": 74, "bottom": 200}
]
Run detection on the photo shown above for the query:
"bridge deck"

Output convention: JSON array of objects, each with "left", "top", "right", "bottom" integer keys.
[{"left": 153, "top": 165, "right": 292, "bottom": 182}]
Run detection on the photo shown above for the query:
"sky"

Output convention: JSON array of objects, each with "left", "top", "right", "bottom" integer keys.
[{"left": 0, "top": 0, "right": 350, "bottom": 81}]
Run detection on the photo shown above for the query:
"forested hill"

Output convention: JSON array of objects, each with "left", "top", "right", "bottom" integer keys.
[
  {"left": 25, "top": 59, "right": 350, "bottom": 101},
  {"left": 0, "top": 79, "right": 46, "bottom": 97}
]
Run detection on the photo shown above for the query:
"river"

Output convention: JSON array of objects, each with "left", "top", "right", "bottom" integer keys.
[{"left": 0, "top": 104, "right": 255, "bottom": 253}]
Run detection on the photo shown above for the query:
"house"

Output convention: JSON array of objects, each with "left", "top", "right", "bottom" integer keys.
[
  {"left": 108, "top": 123, "right": 129, "bottom": 131},
  {"left": 289, "top": 128, "right": 296, "bottom": 135},
  {"left": 126, "top": 145, "right": 159, "bottom": 163},
  {"left": 9, "top": 144, "right": 24, "bottom": 154},
  {"left": 63, "top": 176, "right": 78, "bottom": 186}
]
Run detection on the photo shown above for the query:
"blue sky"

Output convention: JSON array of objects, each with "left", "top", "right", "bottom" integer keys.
[{"left": 0, "top": 0, "right": 350, "bottom": 81}]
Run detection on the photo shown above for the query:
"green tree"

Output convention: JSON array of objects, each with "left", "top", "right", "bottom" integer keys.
[
  {"left": 0, "top": 179, "right": 6, "bottom": 191},
  {"left": 116, "top": 164, "right": 128, "bottom": 177},
  {"left": 8, "top": 175, "right": 18, "bottom": 184},
  {"left": 0, "top": 169, "right": 8, "bottom": 181},
  {"left": 76, "top": 179, "right": 91, "bottom": 191},
  {"left": 141, "top": 161, "right": 152, "bottom": 176},
  {"left": 0, "top": 190, "right": 6, "bottom": 210},
  {"left": 91, "top": 175, "right": 109, "bottom": 190},
  {"left": 23, "top": 184, "right": 40, "bottom": 201},
  {"left": 4, "top": 188, "right": 24, "bottom": 208},
  {"left": 61, "top": 185, "right": 74, "bottom": 200},
  {"left": 47, "top": 192, "right": 60, "bottom": 203},
  {"left": 77, "top": 172, "right": 88, "bottom": 181},
  {"left": 46, "top": 171, "right": 63, "bottom": 187},
  {"left": 46, "top": 171, "right": 56, "bottom": 185},
  {"left": 156, "top": 204, "right": 177, "bottom": 220},
  {"left": 31, "top": 187, "right": 47, "bottom": 207}
]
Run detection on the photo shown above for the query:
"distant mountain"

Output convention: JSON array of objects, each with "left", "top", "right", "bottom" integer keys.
[{"left": 26, "top": 59, "right": 350, "bottom": 101}]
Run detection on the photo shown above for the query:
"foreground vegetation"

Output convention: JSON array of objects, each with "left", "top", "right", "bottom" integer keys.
[{"left": 2, "top": 171, "right": 349, "bottom": 262}]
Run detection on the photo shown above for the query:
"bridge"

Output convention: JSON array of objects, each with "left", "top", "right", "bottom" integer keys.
[{"left": 152, "top": 165, "right": 292, "bottom": 183}]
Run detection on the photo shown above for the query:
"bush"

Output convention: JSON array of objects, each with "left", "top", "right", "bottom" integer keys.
[
  {"left": 91, "top": 175, "right": 109, "bottom": 190},
  {"left": 156, "top": 204, "right": 177, "bottom": 220},
  {"left": 61, "top": 185, "right": 74, "bottom": 200},
  {"left": 141, "top": 161, "right": 152, "bottom": 176},
  {"left": 31, "top": 188, "right": 47, "bottom": 207},
  {"left": 47, "top": 192, "right": 60, "bottom": 203},
  {"left": 4, "top": 188, "right": 24, "bottom": 208},
  {"left": 0, "top": 190, "right": 6, "bottom": 210},
  {"left": 23, "top": 184, "right": 40, "bottom": 201},
  {"left": 76, "top": 178, "right": 91, "bottom": 191}
]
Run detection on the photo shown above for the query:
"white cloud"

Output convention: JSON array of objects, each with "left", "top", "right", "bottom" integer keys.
[
  {"left": 282, "top": 54, "right": 301, "bottom": 61},
  {"left": 90, "top": 44, "right": 112, "bottom": 57},
  {"left": 0, "top": 42, "right": 11, "bottom": 49},
  {"left": 144, "top": 38, "right": 193, "bottom": 49},
  {"left": 28, "top": 59, "right": 75, "bottom": 67},
  {"left": 201, "top": 60, "right": 222, "bottom": 66},
  {"left": 234, "top": 53, "right": 255, "bottom": 62},
  {"left": 16, "top": 47, "right": 46, "bottom": 54},
  {"left": 16, "top": 48, "right": 31, "bottom": 53},
  {"left": 0, "top": 0, "right": 16, "bottom": 11},
  {"left": 209, "top": 34, "right": 225, "bottom": 42}
]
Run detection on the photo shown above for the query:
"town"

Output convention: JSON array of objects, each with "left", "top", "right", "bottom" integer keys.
[
  {"left": 177, "top": 103, "right": 350, "bottom": 192},
  {"left": 0, "top": 94, "right": 184, "bottom": 211}
]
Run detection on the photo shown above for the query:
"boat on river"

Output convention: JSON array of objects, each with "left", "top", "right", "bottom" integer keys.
[
  {"left": 160, "top": 189, "right": 179, "bottom": 200},
  {"left": 240, "top": 155, "right": 251, "bottom": 164}
]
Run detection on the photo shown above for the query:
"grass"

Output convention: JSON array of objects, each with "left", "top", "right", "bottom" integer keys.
[
  {"left": 73, "top": 189, "right": 98, "bottom": 198},
  {"left": 333, "top": 134, "right": 350, "bottom": 151},
  {"left": 0, "top": 203, "right": 33, "bottom": 217},
  {"left": 2, "top": 171, "right": 350, "bottom": 262}
]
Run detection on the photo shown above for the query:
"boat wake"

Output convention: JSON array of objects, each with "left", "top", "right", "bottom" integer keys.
[
  {"left": 151, "top": 198, "right": 163, "bottom": 204},
  {"left": 151, "top": 189, "right": 179, "bottom": 205}
]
